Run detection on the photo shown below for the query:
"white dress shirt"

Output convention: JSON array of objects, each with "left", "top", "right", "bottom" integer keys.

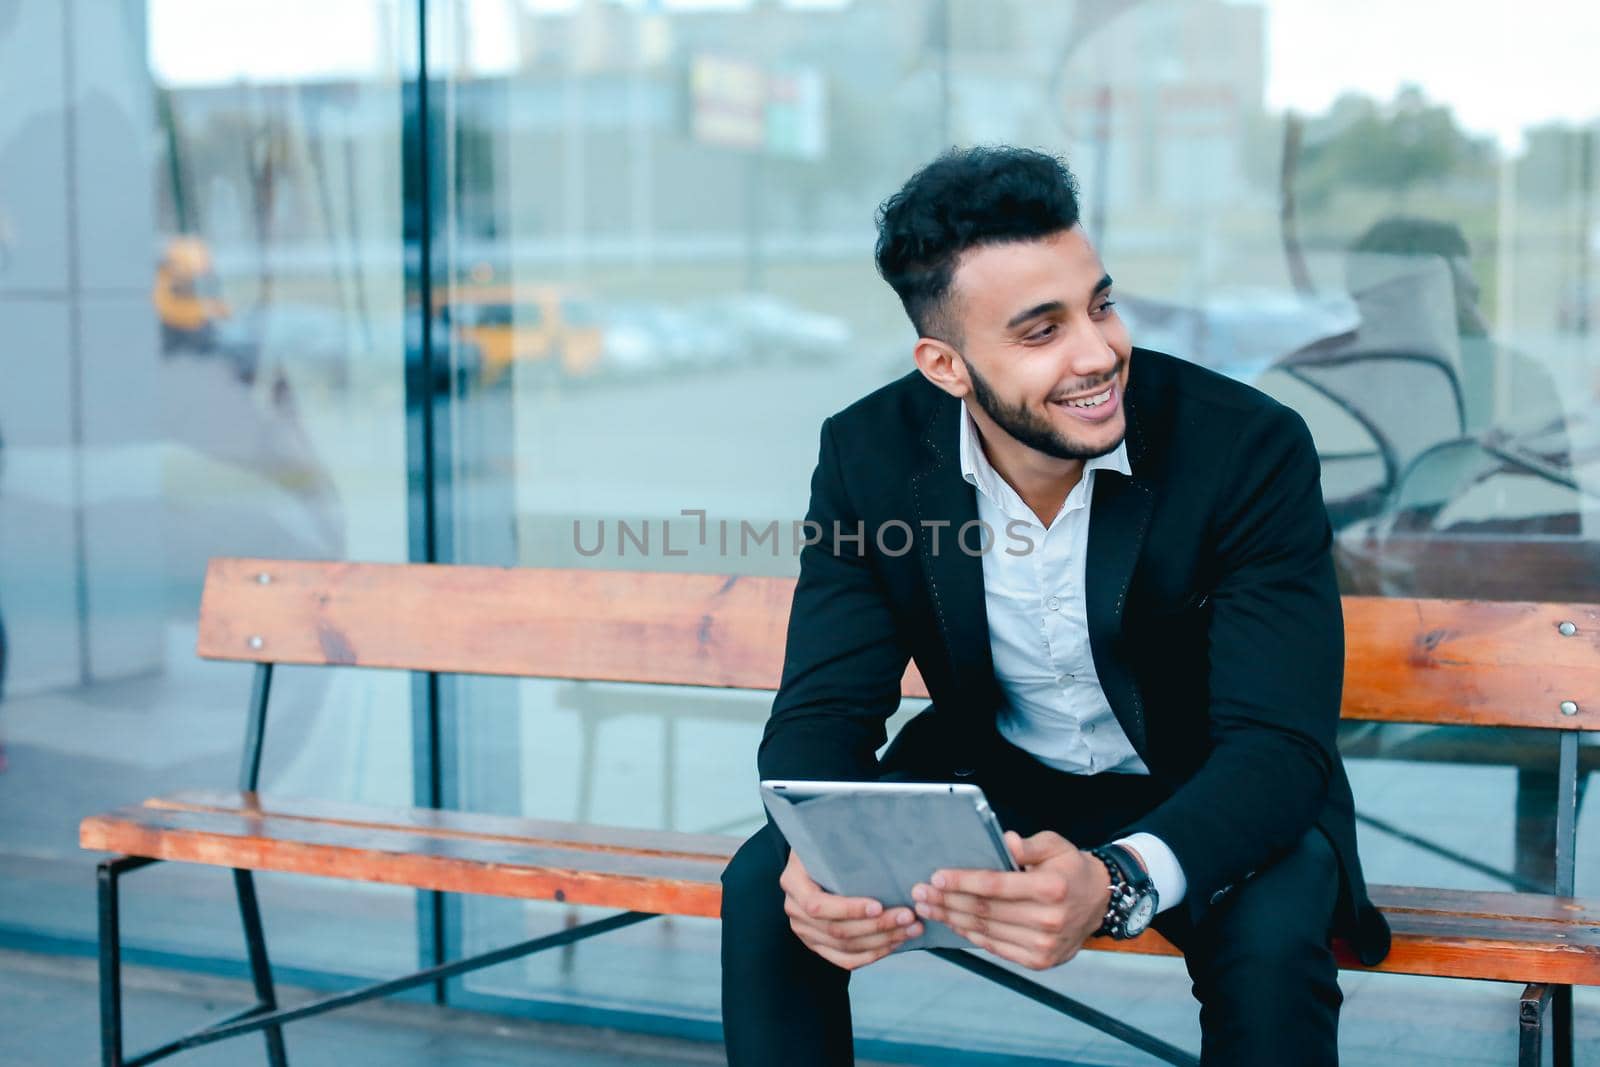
[{"left": 958, "top": 402, "right": 1187, "bottom": 914}]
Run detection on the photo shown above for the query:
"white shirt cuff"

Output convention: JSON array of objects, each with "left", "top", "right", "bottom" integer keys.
[{"left": 1113, "top": 832, "right": 1187, "bottom": 915}]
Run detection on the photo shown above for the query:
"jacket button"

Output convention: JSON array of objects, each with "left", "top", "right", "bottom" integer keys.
[
  {"left": 953, "top": 767, "right": 975, "bottom": 778},
  {"left": 1210, "top": 886, "right": 1231, "bottom": 905}
]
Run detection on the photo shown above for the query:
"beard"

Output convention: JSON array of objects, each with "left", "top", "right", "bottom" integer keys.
[{"left": 965, "top": 356, "right": 1126, "bottom": 462}]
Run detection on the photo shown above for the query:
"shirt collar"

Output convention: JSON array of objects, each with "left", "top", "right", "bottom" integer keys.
[{"left": 958, "top": 400, "right": 1131, "bottom": 506}]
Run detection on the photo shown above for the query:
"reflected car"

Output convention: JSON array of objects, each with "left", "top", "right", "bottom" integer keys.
[
  {"left": 579, "top": 301, "right": 741, "bottom": 380},
  {"left": 691, "top": 293, "right": 851, "bottom": 364},
  {"left": 436, "top": 284, "right": 604, "bottom": 385}
]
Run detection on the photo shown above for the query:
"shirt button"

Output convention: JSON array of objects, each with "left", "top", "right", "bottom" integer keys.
[
  {"left": 1047, "top": 596, "right": 1061, "bottom": 611},
  {"left": 1085, "top": 724, "right": 1096, "bottom": 735}
]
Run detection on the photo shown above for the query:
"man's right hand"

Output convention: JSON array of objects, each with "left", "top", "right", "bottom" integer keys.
[{"left": 780, "top": 848, "right": 923, "bottom": 970}]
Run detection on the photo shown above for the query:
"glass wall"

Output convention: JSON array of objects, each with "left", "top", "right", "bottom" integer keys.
[
  {"left": 2, "top": 0, "right": 1596, "bottom": 1062},
  {"left": 426, "top": 1, "right": 1599, "bottom": 1061},
  {"left": 0, "top": 0, "right": 418, "bottom": 979}
]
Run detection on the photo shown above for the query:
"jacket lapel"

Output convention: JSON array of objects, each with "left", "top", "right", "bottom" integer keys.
[
  {"left": 1085, "top": 383, "right": 1156, "bottom": 758},
  {"left": 908, "top": 393, "right": 1003, "bottom": 720}
]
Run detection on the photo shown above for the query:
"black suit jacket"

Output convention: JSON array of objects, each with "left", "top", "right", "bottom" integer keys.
[{"left": 758, "top": 347, "right": 1391, "bottom": 965}]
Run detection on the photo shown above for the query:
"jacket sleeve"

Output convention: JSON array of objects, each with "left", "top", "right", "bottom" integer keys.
[
  {"left": 1121, "top": 402, "right": 1343, "bottom": 926},
  {"left": 756, "top": 416, "right": 912, "bottom": 856}
]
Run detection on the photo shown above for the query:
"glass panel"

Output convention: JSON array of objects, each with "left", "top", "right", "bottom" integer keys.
[
  {"left": 428, "top": 0, "right": 1599, "bottom": 1057},
  {"left": 0, "top": 0, "right": 416, "bottom": 977},
  {"left": 431, "top": 0, "right": 945, "bottom": 1040}
]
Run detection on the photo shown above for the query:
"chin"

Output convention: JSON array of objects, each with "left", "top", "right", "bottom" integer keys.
[{"left": 1050, "top": 411, "right": 1125, "bottom": 454}]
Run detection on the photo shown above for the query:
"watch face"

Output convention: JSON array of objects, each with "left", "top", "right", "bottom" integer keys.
[{"left": 1125, "top": 892, "right": 1157, "bottom": 936}]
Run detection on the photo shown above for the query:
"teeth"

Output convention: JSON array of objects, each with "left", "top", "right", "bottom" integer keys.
[{"left": 1060, "top": 387, "right": 1111, "bottom": 409}]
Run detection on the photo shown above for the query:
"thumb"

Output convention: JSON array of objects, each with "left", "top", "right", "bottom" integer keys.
[
  {"left": 1014, "top": 830, "right": 1073, "bottom": 867},
  {"left": 1004, "top": 830, "right": 1027, "bottom": 867}
]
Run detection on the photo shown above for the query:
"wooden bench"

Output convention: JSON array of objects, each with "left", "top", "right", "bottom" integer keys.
[{"left": 81, "top": 557, "right": 1600, "bottom": 1067}]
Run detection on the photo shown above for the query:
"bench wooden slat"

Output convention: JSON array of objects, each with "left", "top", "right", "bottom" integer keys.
[
  {"left": 1367, "top": 884, "right": 1600, "bottom": 926},
  {"left": 196, "top": 558, "right": 1598, "bottom": 731},
  {"left": 128, "top": 794, "right": 1600, "bottom": 929},
  {"left": 1343, "top": 915, "right": 1600, "bottom": 987},
  {"left": 80, "top": 795, "right": 1600, "bottom": 986},
  {"left": 1341, "top": 597, "right": 1600, "bottom": 730},
  {"left": 147, "top": 791, "right": 740, "bottom": 861},
  {"left": 196, "top": 558, "right": 902, "bottom": 694},
  {"left": 80, "top": 803, "right": 730, "bottom": 919}
]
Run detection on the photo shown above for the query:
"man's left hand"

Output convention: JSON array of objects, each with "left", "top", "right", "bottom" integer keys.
[{"left": 911, "top": 830, "right": 1113, "bottom": 970}]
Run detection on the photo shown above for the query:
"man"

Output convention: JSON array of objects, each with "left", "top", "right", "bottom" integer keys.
[{"left": 720, "top": 146, "right": 1390, "bottom": 1066}]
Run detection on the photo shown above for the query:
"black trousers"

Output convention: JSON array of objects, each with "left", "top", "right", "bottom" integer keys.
[{"left": 722, "top": 721, "right": 1343, "bottom": 1066}]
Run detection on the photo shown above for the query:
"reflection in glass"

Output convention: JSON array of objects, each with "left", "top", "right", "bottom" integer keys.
[
  {"left": 0, "top": 0, "right": 415, "bottom": 976},
  {"left": 432, "top": 2, "right": 1598, "bottom": 1057},
  {"left": 0, "top": 0, "right": 1595, "bottom": 1060}
]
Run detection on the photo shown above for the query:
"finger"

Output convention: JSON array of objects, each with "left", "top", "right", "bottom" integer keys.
[
  {"left": 806, "top": 941, "right": 897, "bottom": 972},
  {"left": 930, "top": 867, "right": 1046, "bottom": 901},
  {"left": 1004, "top": 830, "right": 1027, "bottom": 867},
  {"left": 956, "top": 925, "right": 1055, "bottom": 972},
  {"left": 796, "top": 889, "right": 889, "bottom": 922},
  {"left": 785, "top": 899, "right": 916, "bottom": 941},
  {"left": 919, "top": 890, "right": 1062, "bottom": 931},
  {"left": 915, "top": 895, "right": 1062, "bottom": 953},
  {"left": 781, "top": 858, "right": 884, "bottom": 913},
  {"left": 1015, "top": 831, "right": 1074, "bottom": 866},
  {"left": 792, "top": 914, "right": 924, "bottom": 955},
  {"left": 779, "top": 856, "right": 821, "bottom": 894}
]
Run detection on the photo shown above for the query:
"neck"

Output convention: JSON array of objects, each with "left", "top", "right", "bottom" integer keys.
[{"left": 969, "top": 411, "right": 1086, "bottom": 527}]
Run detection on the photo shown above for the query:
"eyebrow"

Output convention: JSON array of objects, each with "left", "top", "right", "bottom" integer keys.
[{"left": 1003, "top": 274, "right": 1114, "bottom": 330}]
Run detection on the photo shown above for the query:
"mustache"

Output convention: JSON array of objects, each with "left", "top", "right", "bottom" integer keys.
[{"left": 1048, "top": 364, "right": 1123, "bottom": 403}]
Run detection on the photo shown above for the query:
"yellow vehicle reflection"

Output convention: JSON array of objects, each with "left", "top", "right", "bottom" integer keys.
[
  {"left": 438, "top": 283, "right": 604, "bottom": 386},
  {"left": 154, "top": 236, "right": 230, "bottom": 350}
]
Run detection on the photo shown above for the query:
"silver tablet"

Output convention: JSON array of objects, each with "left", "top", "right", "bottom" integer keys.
[{"left": 759, "top": 779, "right": 1019, "bottom": 953}]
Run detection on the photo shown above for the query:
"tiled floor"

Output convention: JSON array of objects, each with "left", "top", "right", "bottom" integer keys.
[
  {"left": 0, "top": 947, "right": 744, "bottom": 1067},
  {"left": 5, "top": 940, "right": 1597, "bottom": 1066}
]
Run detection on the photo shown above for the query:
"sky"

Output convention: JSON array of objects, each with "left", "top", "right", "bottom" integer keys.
[
  {"left": 147, "top": 0, "right": 1600, "bottom": 150},
  {"left": 1250, "top": 0, "right": 1600, "bottom": 150}
]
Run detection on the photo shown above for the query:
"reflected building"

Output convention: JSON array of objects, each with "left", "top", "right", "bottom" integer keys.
[{"left": 1, "top": 1, "right": 1598, "bottom": 1062}]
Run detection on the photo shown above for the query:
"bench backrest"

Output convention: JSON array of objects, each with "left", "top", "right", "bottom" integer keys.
[{"left": 198, "top": 557, "right": 1598, "bottom": 732}]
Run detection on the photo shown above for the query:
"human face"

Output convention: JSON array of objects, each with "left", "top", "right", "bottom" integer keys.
[{"left": 948, "top": 227, "right": 1131, "bottom": 462}]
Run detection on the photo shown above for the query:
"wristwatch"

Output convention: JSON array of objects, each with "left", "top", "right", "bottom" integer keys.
[{"left": 1088, "top": 844, "right": 1159, "bottom": 940}]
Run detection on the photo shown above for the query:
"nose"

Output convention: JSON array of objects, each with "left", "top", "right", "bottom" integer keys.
[{"left": 1062, "top": 316, "right": 1119, "bottom": 382}]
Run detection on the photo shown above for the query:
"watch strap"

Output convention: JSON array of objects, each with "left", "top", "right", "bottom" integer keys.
[{"left": 1089, "top": 844, "right": 1156, "bottom": 940}]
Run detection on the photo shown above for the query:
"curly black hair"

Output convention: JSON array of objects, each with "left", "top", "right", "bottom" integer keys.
[{"left": 874, "top": 145, "right": 1082, "bottom": 345}]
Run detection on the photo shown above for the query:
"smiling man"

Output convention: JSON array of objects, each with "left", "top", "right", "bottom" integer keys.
[{"left": 719, "top": 146, "right": 1390, "bottom": 1066}]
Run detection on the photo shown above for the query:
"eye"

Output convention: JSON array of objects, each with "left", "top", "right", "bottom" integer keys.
[
  {"left": 1093, "top": 299, "right": 1117, "bottom": 317},
  {"left": 1025, "top": 323, "right": 1058, "bottom": 343}
]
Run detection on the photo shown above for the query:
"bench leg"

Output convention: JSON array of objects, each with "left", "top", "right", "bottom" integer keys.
[
  {"left": 1521, "top": 983, "right": 1551, "bottom": 1067},
  {"left": 234, "top": 869, "right": 289, "bottom": 1067},
  {"left": 1552, "top": 984, "right": 1573, "bottom": 1067},
  {"left": 98, "top": 856, "right": 161, "bottom": 1067},
  {"left": 98, "top": 860, "right": 127, "bottom": 1067}
]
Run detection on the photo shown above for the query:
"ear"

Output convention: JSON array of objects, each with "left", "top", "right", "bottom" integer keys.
[{"left": 913, "top": 337, "right": 969, "bottom": 398}]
